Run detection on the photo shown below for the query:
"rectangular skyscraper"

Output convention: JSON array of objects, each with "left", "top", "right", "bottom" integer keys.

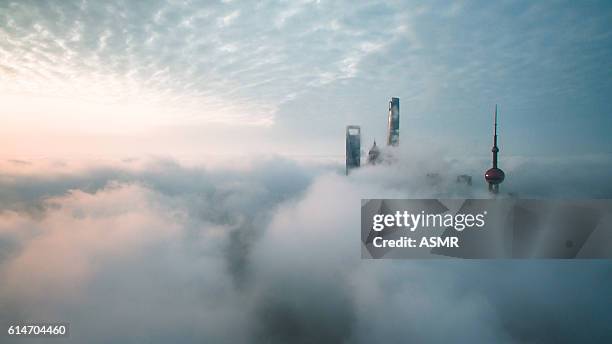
[
  {"left": 346, "top": 125, "right": 361, "bottom": 175},
  {"left": 387, "top": 97, "right": 399, "bottom": 146}
]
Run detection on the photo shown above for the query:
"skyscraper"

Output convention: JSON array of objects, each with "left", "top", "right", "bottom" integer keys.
[
  {"left": 387, "top": 97, "right": 400, "bottom": 146},
  {"left": 485, "top": 105, "right": 505, "bottom": 193},
  {"left": 367, "top": 140, "right": 381, "bottom": 165},
  {"left": 346, "top": 125, "right": 361, "bottom": 175}
]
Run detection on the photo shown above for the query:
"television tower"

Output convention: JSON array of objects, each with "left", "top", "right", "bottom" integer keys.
[{"left": 484, "top": 105, "right": 505, "bottom": 193}]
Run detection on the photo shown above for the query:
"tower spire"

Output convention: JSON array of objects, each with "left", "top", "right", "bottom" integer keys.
[
  {"left": 494, "top": 104, "right": 497, "bottom": 138},
  {"left": 492, "top": 104, "right": 498, "bottom": 168}
]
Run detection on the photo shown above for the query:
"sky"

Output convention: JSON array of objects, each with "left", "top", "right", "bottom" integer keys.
[
  {"left": 1, "top": 0, "right": 611, "bottom": 159},
  {"left": 1, "top": 2, "right": 612, "bottom": 342}
]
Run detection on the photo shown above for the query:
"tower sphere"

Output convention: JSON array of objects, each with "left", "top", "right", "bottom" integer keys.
[{"left": 485, "top": 167, "right": 505, "bottom": 185}]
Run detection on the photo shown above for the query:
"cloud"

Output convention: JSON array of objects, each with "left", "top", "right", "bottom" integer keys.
[
  {"left": 249, "top": 158, "right": 612, "bottom": 343},
  {"left": 218, "top": 10, "right": 240, "bottom": 27},
  {"left": 1, "top": 153, "right": 612, "bottom": 343},
  {"left": 0, "top": 156, "right": 317, "bottom": 343},
  {"left": 0, "top": 0, "right": 413, "bottom": 129},
  {"left": 0, "top": 183, "right": 181, "bottom": 298}
]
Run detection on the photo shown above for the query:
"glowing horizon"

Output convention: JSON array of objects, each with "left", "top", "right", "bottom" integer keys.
[{"left": 1, "top": 1, "right": 611, "bottom": 158}]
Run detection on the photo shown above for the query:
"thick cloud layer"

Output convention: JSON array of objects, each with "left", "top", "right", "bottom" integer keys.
[{"left": 1, "top": 154, "right": 611, "bottom": 343}]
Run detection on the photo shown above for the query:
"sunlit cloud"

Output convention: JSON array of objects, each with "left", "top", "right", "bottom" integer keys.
[
  {"left": 0, "top": 0, "right": 409, "bottom": 132},
  {"left": 1, "top": 155, "right": 611, "bottom": 342}
]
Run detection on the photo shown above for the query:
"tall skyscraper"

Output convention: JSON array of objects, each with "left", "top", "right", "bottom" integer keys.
[
  {"left": 387, "top": 97, "right": 400, "bottom": 146},
  {"left": 346, "top": 125, "right": 361, "bottom": 175},
  {"left": 485, "top": 105, "right": 505, "bottom": 193}
]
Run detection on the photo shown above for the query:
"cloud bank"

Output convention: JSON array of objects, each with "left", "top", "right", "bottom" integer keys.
[{"left": 1, "top": 153, "right": 612, "bottom": 343}]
